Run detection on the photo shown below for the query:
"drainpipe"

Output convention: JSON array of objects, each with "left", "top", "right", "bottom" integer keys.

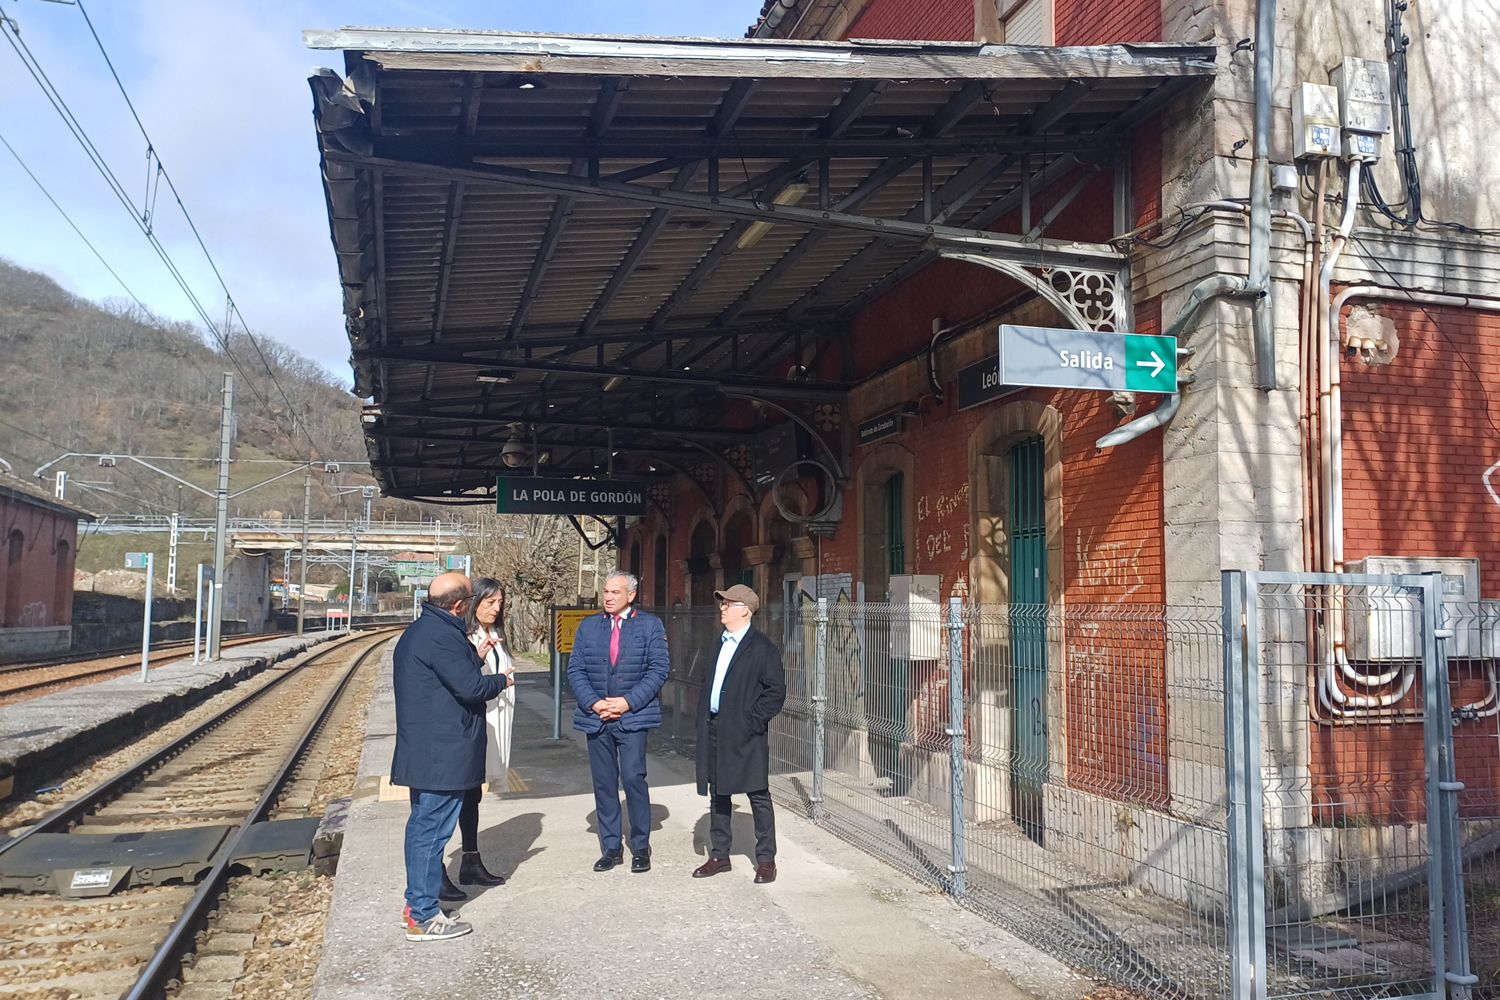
[
  {"left": 1095, "top": 275, "right": 1255, "bottom": 450},
  {"left": 1247, "top": 0, "right": 1278, "bottom": 389},
  {"left": 1097, "top": 0, "right": 1283, "bottom": 448}
]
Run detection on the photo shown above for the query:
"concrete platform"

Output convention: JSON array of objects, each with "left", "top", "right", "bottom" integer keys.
[
  {"left": 0, "top": 633, "right": 344, "bottom": 802},
  {"left": 313, "top": 655, "right": 1092, "bottom": 1000}
]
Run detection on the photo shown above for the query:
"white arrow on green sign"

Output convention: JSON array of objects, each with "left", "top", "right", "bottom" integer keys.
[{"left": 998, "top": 324, "right": 1178, "bottom": 394}]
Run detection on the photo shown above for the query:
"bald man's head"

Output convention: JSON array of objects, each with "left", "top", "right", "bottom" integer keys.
[{"left": 428, "top": 572, "right": 473, "bottom": 612}]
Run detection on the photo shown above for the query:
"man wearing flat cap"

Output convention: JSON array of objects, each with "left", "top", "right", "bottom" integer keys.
[{"left": 691, "top": 583, "right": 787, "bottom": 884}]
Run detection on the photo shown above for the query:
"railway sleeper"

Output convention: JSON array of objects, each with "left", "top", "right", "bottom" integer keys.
[{"left": 0, "top": 817, "right": 320, "bottom": 896}]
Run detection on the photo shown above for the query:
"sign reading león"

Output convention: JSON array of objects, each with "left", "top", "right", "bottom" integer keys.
[
  {"left": 998, "top": 324, "right": 1178, "bottom": 394},
  {"left": 496, "top": 476, "right": 648, "bottom": 515}
]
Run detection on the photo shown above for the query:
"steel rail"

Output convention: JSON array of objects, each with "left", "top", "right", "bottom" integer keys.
[
  {"left": 122, "top": 631, "right": 390, "bottom": 1000},
  {"left": 0, "top": 629, "right": 393, "bottom": 858}
]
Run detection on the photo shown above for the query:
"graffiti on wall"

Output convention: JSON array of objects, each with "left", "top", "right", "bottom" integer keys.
[
  {"left": 18, "top": 601, "right": 48, "bottom": 627},
  {"left": 1074, "top": 526, "right": 1146, "bottom": 598},
  {"left": 916, "top": 482, "right": 971, "bottom": 581}
]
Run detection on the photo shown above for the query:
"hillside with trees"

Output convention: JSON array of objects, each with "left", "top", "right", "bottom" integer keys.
[{"left": 0, "top": 258, "right": 598, "bottom": 642}]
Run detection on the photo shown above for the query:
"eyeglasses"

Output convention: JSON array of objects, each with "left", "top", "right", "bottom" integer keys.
[{"left": 718, "top": 600, "right": 747, "bottom": 609}]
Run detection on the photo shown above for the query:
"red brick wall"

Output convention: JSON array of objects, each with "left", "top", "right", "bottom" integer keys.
[
  {"left": 0, "top": 497, "right": 79, "bottom": 628},
  {"left": 1311, "top": 302, "right": 1500, "bottom": 822},
  {"left": 1342, "top": 303, "right": 1500, "bottom": 596},
  {"left": 843, "top": 0, "right": 974, "bottom": 40},
  {"left": 1054, "top": 0, "right": 1162, "bottom": 45}
]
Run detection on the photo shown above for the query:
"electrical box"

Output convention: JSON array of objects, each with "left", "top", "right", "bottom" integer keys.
[
  {"left": 1341, "top": 131, "right": 1381, "bottom": 163},
  {"left": 889, "top": 574, "right": 941, "bottom": 661},
  {"left": 1291, "top": 82, "right": 1340, "bottom": 159},
  {"left": 1347, "top": 557, "right": 1481, "bottom": 659},
  {"left": 1331, "top": 58, "right": 1393, "bottom": 135}
]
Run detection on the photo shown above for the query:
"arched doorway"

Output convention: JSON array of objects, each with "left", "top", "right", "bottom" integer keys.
[
  {"left": 54, "top": 538, "right": 71, "bottom": 627},
  {"left": 688, "top": 519, "right": 717, "bottom": 608},
  {"left": 968, "top": 401, "right": 1064, "bottom": 836},
  {"left": 721, "top": 509, "right": 755, "bottom": 591},
  {"left": 628, "top": 538, "right": 643, "bottom": 597},
  {"left": 4, "top": 529, "right": 23, "bottom": 626},
  {"left": 652, "top": 534, "right": 668, "bottom": 608}
]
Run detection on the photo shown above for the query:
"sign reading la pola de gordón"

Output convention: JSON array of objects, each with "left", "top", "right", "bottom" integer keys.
[{"left": 496, "top": 476, "right": 648, "bottom": 515}]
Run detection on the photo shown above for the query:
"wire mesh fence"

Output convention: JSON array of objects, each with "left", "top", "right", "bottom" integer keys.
[{"left": 638, "top": 576, "right": 1492, "bottom": 1000}]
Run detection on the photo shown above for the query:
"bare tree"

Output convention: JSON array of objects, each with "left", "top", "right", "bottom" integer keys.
[{"left": 462, "top": 512, "right": 585, "bottom": 652}]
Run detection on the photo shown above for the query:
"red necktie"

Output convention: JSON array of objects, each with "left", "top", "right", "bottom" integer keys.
[{"left": 609, "top": 614, "right": 621, "bottom": 667}]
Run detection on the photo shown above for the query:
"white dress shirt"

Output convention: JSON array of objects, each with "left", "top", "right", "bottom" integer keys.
[{"left": 709, "top": 624, "right": 750, "bottom": 714}]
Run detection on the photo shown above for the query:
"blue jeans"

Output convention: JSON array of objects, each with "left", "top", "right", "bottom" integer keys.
[
  {"left": 403, "top": 788, "right": 464, "bottom": 922},
  {"left": 586, "top": 725, "right": 651, "bottom": 855}
]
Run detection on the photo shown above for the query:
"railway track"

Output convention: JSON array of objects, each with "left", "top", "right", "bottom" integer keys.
[
  {"left": 0, "top": 628, "right": 395, "bottom": 999},
  {"left": 0, "top": 632, "right": 298, "bottom": 704}
]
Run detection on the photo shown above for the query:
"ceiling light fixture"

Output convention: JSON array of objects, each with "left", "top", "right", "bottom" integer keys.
[
  {"left": 735, "top": 178, "right": 811, "bottom": 251},
  {"left": 476, "top": 369, "right": 515, "bottom": 384},
  {"left": 500, "top": 425, "right": 530, "bottom": 469}
]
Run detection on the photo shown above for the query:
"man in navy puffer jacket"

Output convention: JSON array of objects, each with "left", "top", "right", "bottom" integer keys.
[
  {"left": 392, "top": 572, "right": 510, "bottom": 941},
  {"left": 567, "top": 570, "right": 669, "bottom": 873}
]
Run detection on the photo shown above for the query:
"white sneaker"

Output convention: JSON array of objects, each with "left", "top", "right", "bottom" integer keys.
[{"left": 404, "top": 911, "right": 473, "bottom": 942}]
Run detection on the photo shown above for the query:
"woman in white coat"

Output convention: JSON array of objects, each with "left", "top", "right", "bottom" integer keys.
[{"left": 450, "top": 576, "right": 514, "bottom": 893}]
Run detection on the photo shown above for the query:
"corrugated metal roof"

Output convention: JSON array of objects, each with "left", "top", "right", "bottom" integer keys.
[{"left": 306, "top": 30, "right": 1213, "bottom": 502}]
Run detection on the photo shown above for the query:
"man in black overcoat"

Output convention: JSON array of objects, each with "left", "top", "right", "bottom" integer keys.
[
  {"left": 392, "top": 572, "right": 511, "bottom": 941},
  {"left": 691, "top": 584, "right": 787, "bottom": 884}
]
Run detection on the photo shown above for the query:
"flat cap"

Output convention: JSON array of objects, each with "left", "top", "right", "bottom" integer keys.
[{"left": 713, "top": 584, "right": 760, "bottom": 612}]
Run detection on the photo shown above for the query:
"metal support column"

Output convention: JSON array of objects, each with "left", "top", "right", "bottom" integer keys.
[
  {"left": 167, "top": 513, "right": 179, "bottom": 596},
  {"left": 812, "top": 597, "right": 828, "bottom": 823},
  {"left": 138, "top": 553, "right": 154, "bottom": 683},
  {"left": 207, "top": 374, "right": 233, "bottom": 661},
  {"left": 945, "top": 596, "right": 967, "bottom": 898},
  {"left": 192, "top": 563, "right": 205, "bottom": 664},
  {"left": 297, "top": 467, "right": 311, "bottom": 637}
]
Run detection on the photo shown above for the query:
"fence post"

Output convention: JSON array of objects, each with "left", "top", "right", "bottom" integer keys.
[
  {"left": 1222, "top": 570, "right": 1266, "bottom": 1000},
  {"left": 1418, "top": 574, "right": 1474, "bottom": 997},
  {"left": 945, "top": 596, "right": 967, "bottom": 899},
  {"left": 812, "top": 597, "right": 828, "bottom": 823}
]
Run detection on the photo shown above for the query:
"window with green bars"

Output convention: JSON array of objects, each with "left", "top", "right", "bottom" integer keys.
[{"left": 886, "top": 472, "right": 905, "bottom": 577}]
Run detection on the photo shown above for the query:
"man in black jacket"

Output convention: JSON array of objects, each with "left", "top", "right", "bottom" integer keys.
[
  {"left": 392, "top": 572, "right": 511, "bottom": 942},
  {"left": 691, "top": 584, "right": 787, "bottom": 884}
]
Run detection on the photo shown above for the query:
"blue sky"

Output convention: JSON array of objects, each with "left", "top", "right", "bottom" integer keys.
[{"left": 0, "top": 1, "right": 759, "bottom": 382}]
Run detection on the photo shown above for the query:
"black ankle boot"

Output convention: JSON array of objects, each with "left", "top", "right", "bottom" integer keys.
[
  {"left": 439, "top": 865, "right": 468, "bottom": 901},
  {"left": 459, "top": 850, "right": 506, "bottom": 886}
]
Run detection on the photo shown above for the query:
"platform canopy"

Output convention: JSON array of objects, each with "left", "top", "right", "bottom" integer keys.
[{"left": 306, "top": 29, "right": 1214, "bottom": 502}]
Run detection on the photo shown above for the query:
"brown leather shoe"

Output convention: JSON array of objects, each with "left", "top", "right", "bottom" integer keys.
[
  {"left": 692, "top": 856, "right": 732, "bottom": 878},
  {"left": 754, "top": 861, "right": 777, "bottom": 884}
]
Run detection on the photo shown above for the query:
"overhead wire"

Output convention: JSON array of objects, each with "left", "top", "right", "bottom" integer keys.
[
  {"left": 73, "top": 0, "right": 318, "bottom": 438},
  {"left": 0, "top": 128, "right": 148, "bottom": 312},
  {"left": 0, "top": 9, "right": 320, "bottom": 460}
]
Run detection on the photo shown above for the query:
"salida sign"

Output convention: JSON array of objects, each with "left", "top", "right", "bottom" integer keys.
[{"left": 496, "top": 476, "right": 647, "bottom": 515}]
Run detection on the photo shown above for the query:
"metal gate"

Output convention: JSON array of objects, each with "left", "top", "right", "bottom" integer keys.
[{"left": 1223, "top": 570, "right": 1477, "bottom": 1000}]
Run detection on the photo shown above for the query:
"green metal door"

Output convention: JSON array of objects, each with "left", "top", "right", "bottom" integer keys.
[{"left": 1009, "top": 436, "right": 1047, "bottom": 839}]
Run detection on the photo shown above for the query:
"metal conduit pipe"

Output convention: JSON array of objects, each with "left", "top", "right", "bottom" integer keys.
[
  {"left": 1247, "top": 0, "right": 1278, "bottom": 389},
  {"left": 1094, "top": 274, "right": 1254, "bottom": 450},
  {"left": 1098, "top": 0, "right": 1286, "bottom": 447}
]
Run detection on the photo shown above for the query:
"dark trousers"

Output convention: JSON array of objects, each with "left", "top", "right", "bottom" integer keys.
[
  {"left": 587, "top": 724, "right": 651, "bottom": 855},
  {"left": 458, "top": 785, "right": 482, "bottom": 853},
  {"left": 707, "top": 716, "right": 777, "bottom": 863}
]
